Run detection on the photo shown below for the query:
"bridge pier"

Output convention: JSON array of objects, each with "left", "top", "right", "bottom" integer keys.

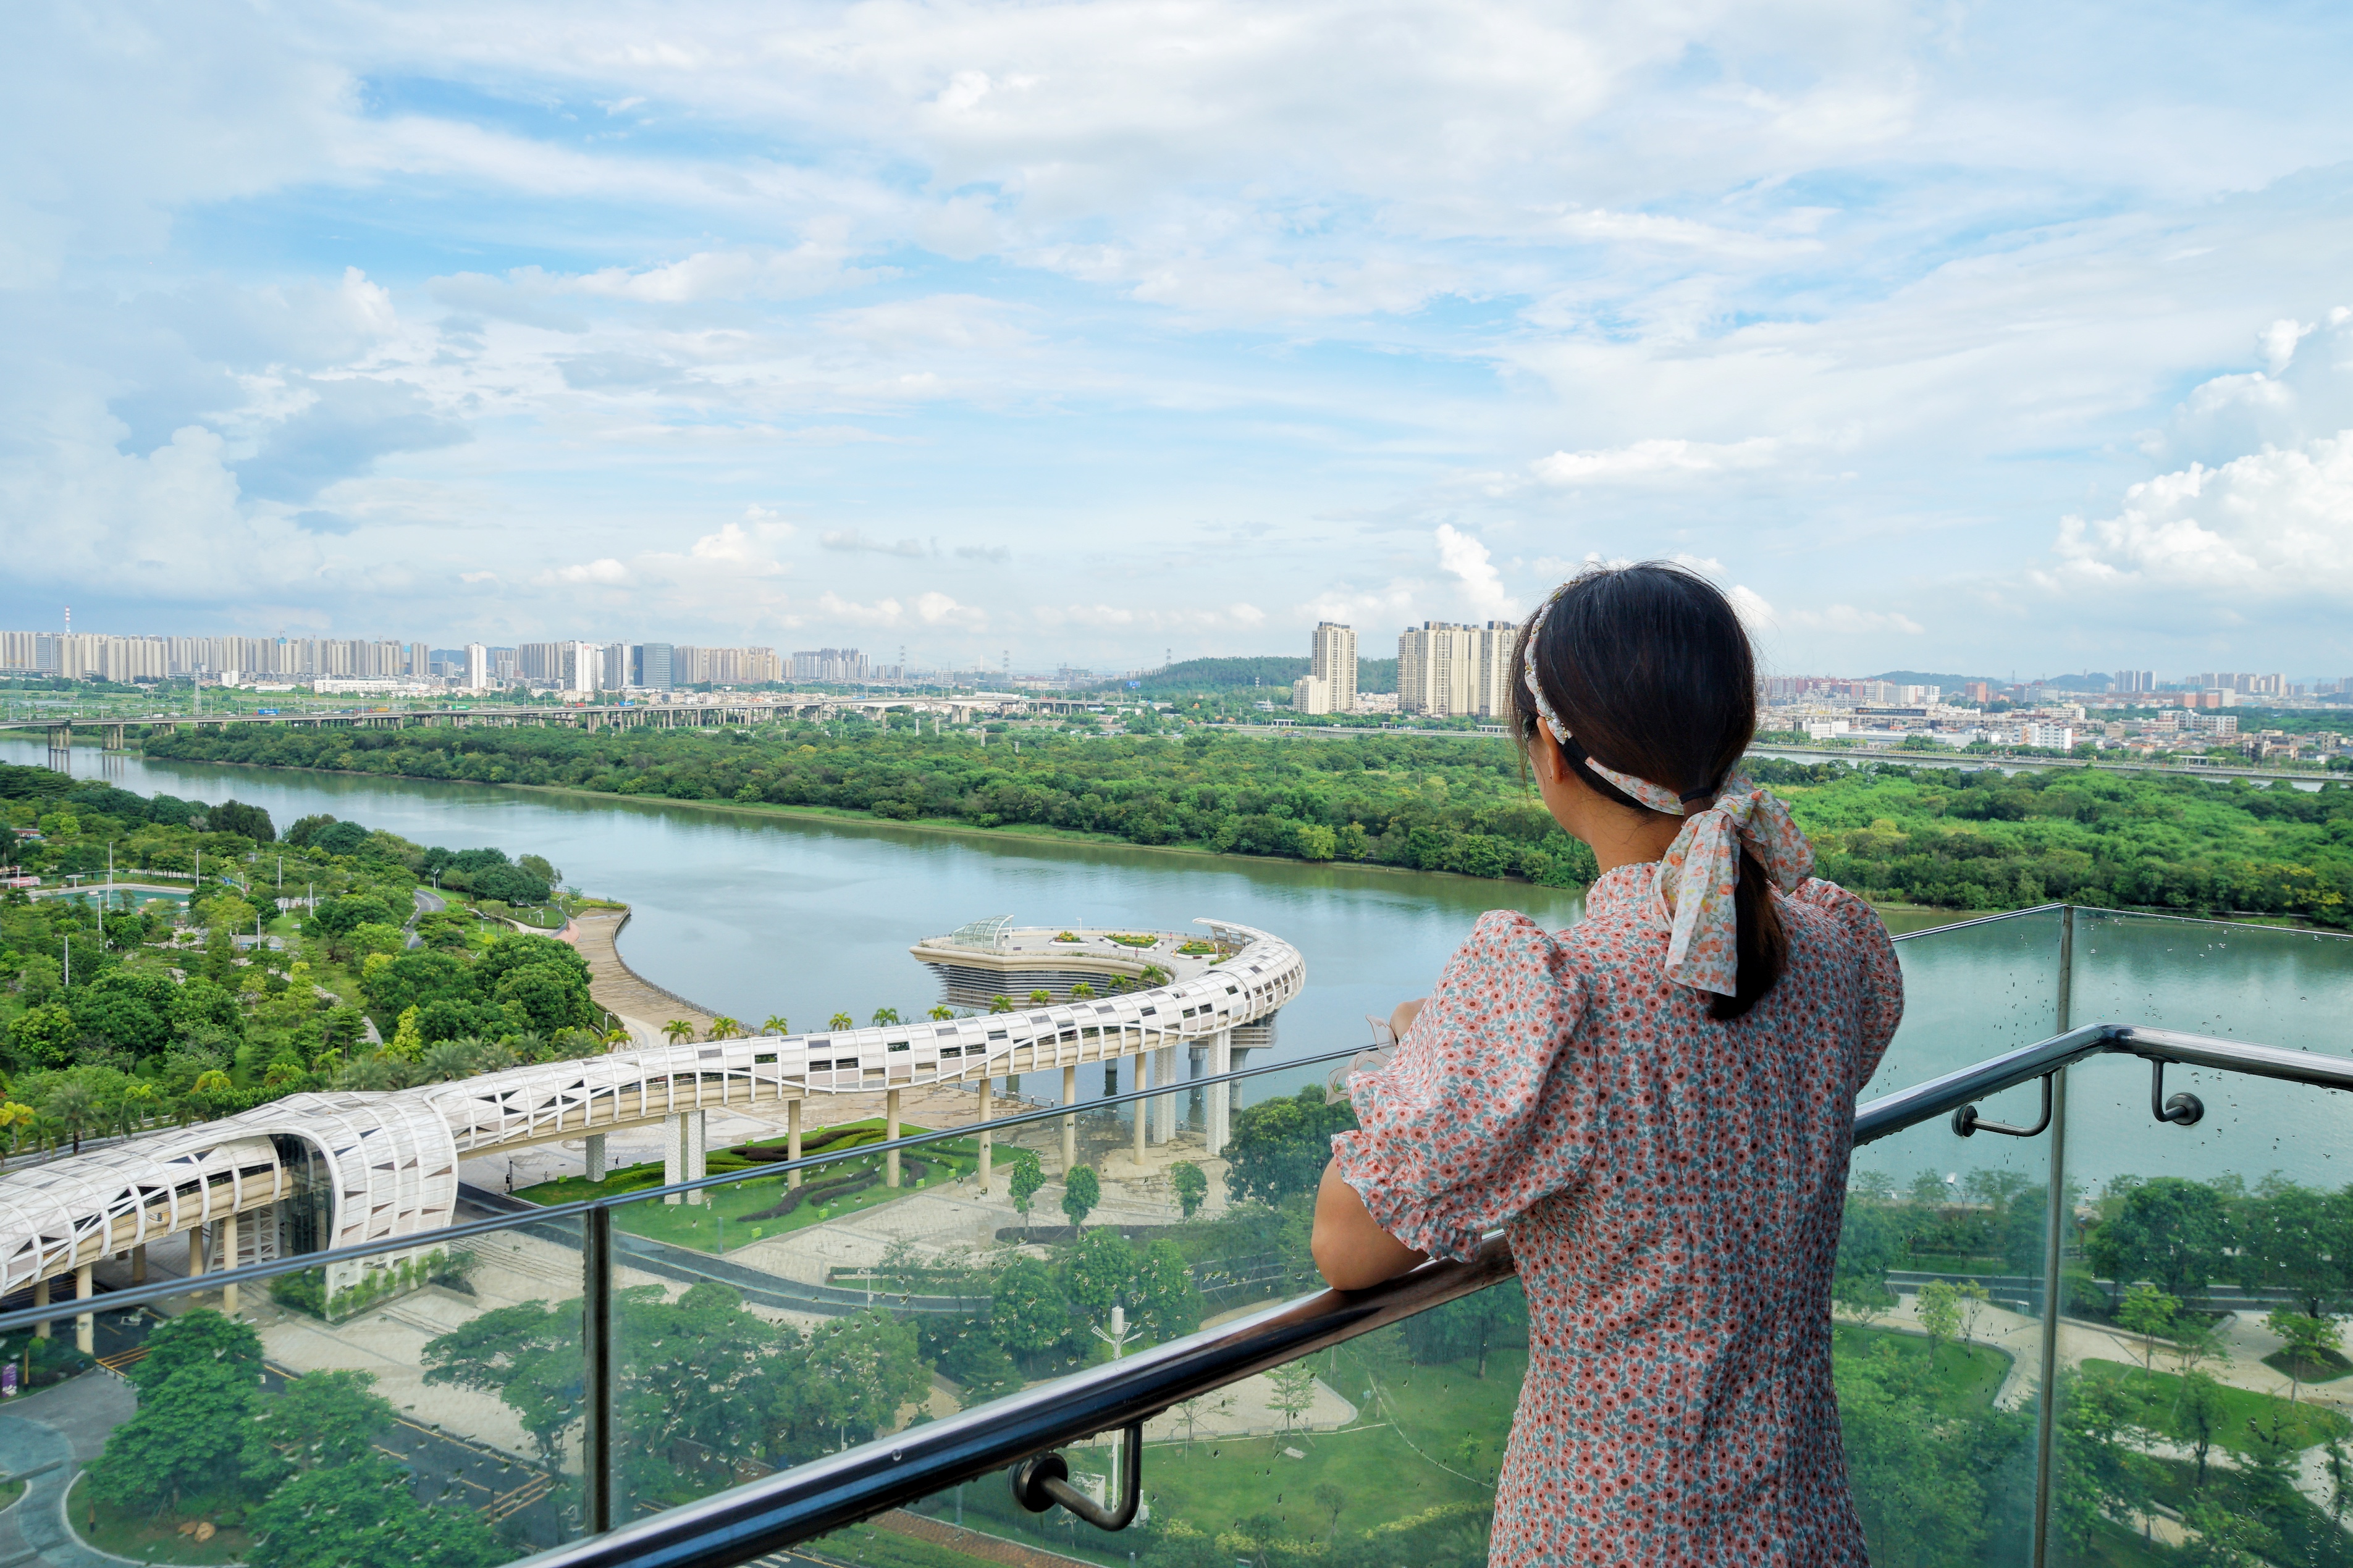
[
  {"left": 1150, "top": 1046, "right": 1177, "bottom": 1143},
  {"left": 75, "top": 1264, "right": 93, "bottom": 1353},
  {"left": 1061, "top": 1065, "right": 1078, "bottom": 1175},
  {"left": 885, "top": 1089, "right": 901, "bottom": 1188},
  {"left": 585, "top": 1133, "right": 606, "bottom": 1183},
  {"left": 46, "top": 721, "right": 70, "bottom": 773},
  {"left": 32, "top": 1276, "right": 48, "bottom": 1340},
  {"left": 974, "top": 1081, "right": 991, "bottom": 1193},
  {"left": 663, "top": 1110, "right": 706, "bottom": 1204},
  {"left": 786, "top": 1100, "right": 802, "bottom": 1189},
  {"left": 222, "top": 1212, "right": 239, "bottom": 1314},
  {"left": 1205, "top": 1029, "right": 1232, "bottom": 1157},
  {"left": 130, "top": 1243, "right": 146, "bottom": 1284},
  {"left": 1132, "top": 1047, "right": 1148, "bottom": 1165}
]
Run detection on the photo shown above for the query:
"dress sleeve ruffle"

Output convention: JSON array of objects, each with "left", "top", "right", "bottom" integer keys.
[
  {"left": 1329, "top": 909, "right": 1596, "bottom": 1263},
  {"left": 1789, "top": 878, "right": 1905, "bottom": 1082}
]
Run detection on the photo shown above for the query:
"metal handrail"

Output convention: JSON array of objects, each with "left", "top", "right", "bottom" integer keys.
[{"left": 513, "top": 1018, "right": 2350, "bottom": 1568}]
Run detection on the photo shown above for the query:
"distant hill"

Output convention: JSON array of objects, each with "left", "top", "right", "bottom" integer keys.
[{"left": 1134, "top": 655, "right": 1399, "bottom": 696}]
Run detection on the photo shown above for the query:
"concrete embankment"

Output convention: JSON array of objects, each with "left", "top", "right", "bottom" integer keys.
[{"left": 566, "top": 908, "right": 717, "bottom": 1044}]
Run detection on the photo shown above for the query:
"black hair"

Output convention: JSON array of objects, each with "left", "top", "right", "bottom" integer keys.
[{"left": 1512, "top": 561, "right": 1786, "bottom": 1020}]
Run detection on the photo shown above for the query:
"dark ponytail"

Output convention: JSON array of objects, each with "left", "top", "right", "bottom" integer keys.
[{"left": 1512, "top": 561, "right": 1787, "bottom": 1020}]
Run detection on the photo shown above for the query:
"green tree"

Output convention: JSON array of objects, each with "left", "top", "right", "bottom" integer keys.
[
  {"left": 2265, "top": 1306, "right": 2342, "bottom": 1401},
  {"left": 990, "top": 1256, "right": 1070, "bottom": 1359},
  {"left": 2087, "top": 1176, "right": 2230, "bottom": 1300},
  {"left": 423, "top": 1299, "right": 583, "bottom": 1467},
  {"left": 2239, "top": 1178, "right": 2351, "bottom": 1316},
  {"left": 1063, "top": 1227, "right": 1135, "bottom": 1319},
  {"left": 2117, "top": 1281, "right": 2181, "bottom": 1375},
  {"left": 258, "top": 1369, "right": 397, "bottom": 1470},
  {"left": 988, "top": 994, "right": 1014, "bottom": 1013},
  {"left": 89, "top": 1310, "right": 281, "bottom": 1517},
  {"left": 1267, "top": 1360, "right": 1317, "bottom": 1443},
  {"left": 828, "top": 1012, "right": 854, "bottom": 1029},
  {"left": 1062, "top": 1165, "right": 1101, "bottom": 1230},
  {"left": 1402, "top": 1281, "right": 1527, "bottom": 1378},
  {"left": 2175, "top": 1369, "right": 2228, "bottom": 1487},
  {"left": 1006, "top": 1149, "right": 1046, "bottom": 1220},
  {"left": 618, "top": 1282, "right": 787, "bottom": 1490},
  {"left": 1169, "top": 1160, "right": 1208, "bottom": 1220},
  {"left": 770, "top": 1309, "right": 928, "bottom": 1459},
  {"left": 247, "top": 1455, "right": 505, "bottom": 1568},
  {"left": 1223, "top": 1085, "right": 1358, "bottom": 1207}
]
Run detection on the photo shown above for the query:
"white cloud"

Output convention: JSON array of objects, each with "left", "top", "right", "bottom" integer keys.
[
  {"left": 568, "top": 244, "right": 884, "bottom": 304},
  {"left": 1532, "top": 438, "right": 1782, "bottom": 485},
  {"left": 1783, "top": 605, "right": 1925, "bottom": 635},
  {"left": 1434, "top": 525, "right": 1513, "bottom": 618},
  {"left": 916, "top": 591, "right": 986, "bottom": 627},
  {"left": 2050, "top": 431, "right": 2353, "bottom": 595},
  {"left": 821, "top": 529, "right": 933, "bottom": 558},
  {"left": 550, "top": 558, "right": 629, "bottom": 585},
  {"left": 817, "top": 590, "right": 906, "bottom": 626}
]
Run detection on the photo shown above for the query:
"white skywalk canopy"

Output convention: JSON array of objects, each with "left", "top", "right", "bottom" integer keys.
[{"left": 0, "top": 918, "right": 1304, "bottom": 1296}]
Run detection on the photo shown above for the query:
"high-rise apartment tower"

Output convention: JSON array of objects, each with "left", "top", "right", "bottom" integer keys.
[{"left": 1310, "top": 623, "right": 1357, "bottom": 714}]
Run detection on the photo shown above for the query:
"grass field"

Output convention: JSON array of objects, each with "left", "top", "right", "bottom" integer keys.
[
  {"left": 1833, "top": 1323, "right": 2014, "bottom": 1411},
  {"left": 2263, "top": 1344, "right": 2353, "bottom": 1385},
  {"left": 67, "top": 1474, "right": 251, "bottom": 1566},
  {"left": 515, "top": 1120, "right": 982, "bottom": 1254},
  {"left": 2081, "top": 1359, "right": 2352, "bottom": 1454}
]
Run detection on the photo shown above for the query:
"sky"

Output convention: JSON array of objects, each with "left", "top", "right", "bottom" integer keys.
[{"left": 6, "top": 1, "right": 2353, "bottom": 681}]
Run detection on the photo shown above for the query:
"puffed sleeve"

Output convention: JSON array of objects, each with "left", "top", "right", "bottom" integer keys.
[
  {"left": 1328, "top": 910, "right": 1596, "bottom": 1263},
  {"left": 1789, "top": 878, "right": 1904, "bottom": 1083}
]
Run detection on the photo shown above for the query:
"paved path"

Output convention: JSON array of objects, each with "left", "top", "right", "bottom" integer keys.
[
  {"left": 570, "top": 911, "right": 716, "bottom": 1042},
  {"left": 0, "top": 1374, "right": 143, "bottom": 1568}
]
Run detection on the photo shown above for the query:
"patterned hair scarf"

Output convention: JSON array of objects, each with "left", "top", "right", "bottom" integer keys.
[{"left": 1521, "top": 589, "right": 1816, "bottom": 997}]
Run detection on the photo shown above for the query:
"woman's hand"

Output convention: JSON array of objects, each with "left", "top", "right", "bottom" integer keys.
[
  {"left": 1387, "top": 997, "right": 1426, "bottom": 1042},
  {"left": 1311, "top": 1161, "right": 1427, "bottom": 1291}
]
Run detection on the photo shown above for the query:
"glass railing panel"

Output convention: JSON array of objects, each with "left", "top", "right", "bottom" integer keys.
[
  {"left": 0, "top": 1218, "right": 587, "bottom": 1567},
  {"left": 1835, "top": 1102, "right": 2053, "bottom": 1566},
  {"left": 2074, "top": 907, "right": 2353, "bottom": 1059},
  {"left": 804, "top": 1283, "right": 1525, "bottom": 1568},
  {"left": 2048, "top": 1051, "right": 2351, "bottom": 1567},
  {"left": 588, "top": 1059, "right": 1347, "bottom": 1525},
  {"left": 1876, "top": 908, "right": 2065, "bottom": 1101}
]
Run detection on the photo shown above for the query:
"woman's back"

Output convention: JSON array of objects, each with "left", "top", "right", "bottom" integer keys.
[{"left": 1332, "top": 866, "right": 1901, "bottom": 1564}]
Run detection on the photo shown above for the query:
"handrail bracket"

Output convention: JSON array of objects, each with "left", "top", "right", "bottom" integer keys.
[
  {"left": 1951, "top": 1070, "right": 2055, "bottom": 1139},
  {"left": 2149, "top": 1058, "right": 2204, "bottom": 1127},
  {"left": 1011, "top": 1422, "right": 1142, "bottom": 1532}
]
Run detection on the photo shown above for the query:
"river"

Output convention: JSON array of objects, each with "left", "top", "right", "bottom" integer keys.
[{"left": 12, "top": 739, "right": 2349, "bottom": 1194}]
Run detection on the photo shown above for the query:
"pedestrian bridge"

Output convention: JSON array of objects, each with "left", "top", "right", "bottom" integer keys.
[{"left": 0, "top": 918, "right": 1303, "bottom": 1310}]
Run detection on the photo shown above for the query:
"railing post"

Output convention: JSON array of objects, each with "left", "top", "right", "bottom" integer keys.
[
  {"left": 2029, "top": 905, "right": 2074, "bottom": 1568},
  {"left": 583, "top": 1205, "right": 613, "bottom": 1536}
]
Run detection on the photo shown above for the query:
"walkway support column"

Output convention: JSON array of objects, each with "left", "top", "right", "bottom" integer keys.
[
  {"left": 1150, "top": 1046, "right": 1177, "bottom": 1144},
  {"left": 1132, "top": 1049, "right": 1149, "bottom": 1165},
  {"left": 664, "top": 1112, "right": 686, "bottom": 1204},
  {"left": 975, "top": 1079, "right": 993, "bottom": 1194},
  {"left": 1061, "top": 1065, "right": 1079, "bottom": 1175},
  {"left": 75, "top": 1264, "right": 93, "bottom": 1354},
  {"left": 222, "top": 1212, "right": 239, "bottom": 1314},
  {"left": 685, "top": 1110, "right": 707, "bottom": 1204},
  {"left": 585, "top": 1133, "right": 607, "bottom": 1184},
  {"left": 32, "top": 1277, "right": 48, "bottom": 1340},
  {"left": 1205, "top": 1029, "right": 1232, "bottom": 1159},
  {"left": 130, "top": 1244, "right": 147, "bottom": 1285},
  {"left": 886, "top": 1089, "right": 903, "bottom": 1188},
  {"left": 787, "top": 1099, "right": 803, "bottom": 1190}
]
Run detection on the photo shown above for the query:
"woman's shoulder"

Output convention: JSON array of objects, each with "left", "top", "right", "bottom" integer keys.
[{"left": 1780, "top": 876, "right": 1894, "bottom": 950}]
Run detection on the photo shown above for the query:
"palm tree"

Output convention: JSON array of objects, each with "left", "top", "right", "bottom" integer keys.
[
  {"left": 926, "top": 1005, "right": 954, "bottom": 1021},
  {"left": 474, "top": 1041, "right": 521, "bottom": 1073},
  {"left": 707, "top": 1015, "right": 744, "bottom": 1041},
  {"left": 828, "top": 1012, "right": 856, "bottom": 1030},
  {"left": 43, "top": 1080, "right": 101, "bottom": 1154},
  {"left": 762, "top": 1014, "right": 791, "bottom": 1036},
  {"left": 1027, "top": 989, "right": 1051, "bottom": 1007},
  {"left": 988, "top": 995, "right": 1015, "bottom": 1014},
  {"left": 1069, "top": 981, "right": 1095, "bottom": 999},
  {"left": 1140, "top": 964, "right": 1169, "bottom": 986},
  {"left": 600, "top": 1026, "right": 632, "bottom": 1050},
  {"left": 512, "top": 1029, "right": 552, "bottom": 1062},
  {"left": 871, "top": 1007, "right": 903, "bottom": 1027},
  {"left": 421, "top": 1038, "right": 479, "bottom": 1082},
  {"left": 663, "top": 1019, "right": 696, "bottom": 1044}
]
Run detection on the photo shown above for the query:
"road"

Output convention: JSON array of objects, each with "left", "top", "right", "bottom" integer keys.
[{"left": 406, "top": 885, "right": 446, "bottom": 949}]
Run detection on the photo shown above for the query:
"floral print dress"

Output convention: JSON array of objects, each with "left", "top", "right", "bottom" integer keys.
[{"left": 1331, "top": 865, "right": 1903, "bottom": 1566}]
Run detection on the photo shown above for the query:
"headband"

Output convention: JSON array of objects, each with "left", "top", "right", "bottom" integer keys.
[{"left": 1521, "top": 587, "right": 1816, "bottom": 997}]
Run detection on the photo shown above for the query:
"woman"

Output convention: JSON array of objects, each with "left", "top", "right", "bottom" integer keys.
[{"left": 1311, "top": 561, "right": 1902, "bottom": 1566}]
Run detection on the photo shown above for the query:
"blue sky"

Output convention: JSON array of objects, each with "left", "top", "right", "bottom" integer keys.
[{"left": 6, "top": 0, "right": 2353, "bottom": 680}]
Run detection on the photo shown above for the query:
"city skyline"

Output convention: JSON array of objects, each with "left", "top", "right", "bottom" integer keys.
[{"left": 5, "top": 4, "right": 2352, "bottom": 676}]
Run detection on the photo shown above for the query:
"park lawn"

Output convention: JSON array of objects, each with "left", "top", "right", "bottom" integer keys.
[
  {"left": 1833, "top": 1325, "right": 2013, "bottom": 1412},
  {"left": 0, "top": 1475, "right": 22, "bottom": 1512},
  {"left": 68, "top": 1474, "right": 252, "bottom": 1566},
  {"left": 516, "top": 1123, "right": 982, "bottom": 1255},
  {"left": 2082, "top": 1359, "right": 2352, "bottom": 1454},
  {"left": 2144, "top": 1454, "right": 2353, "bottom": 1568}
]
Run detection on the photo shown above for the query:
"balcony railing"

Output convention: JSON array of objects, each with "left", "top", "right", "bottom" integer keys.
[{"left": 1, "top": 903, "right": 2346, "bottom": 1568}]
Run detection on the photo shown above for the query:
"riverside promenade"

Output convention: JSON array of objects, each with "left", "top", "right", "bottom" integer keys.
[{"left": 567, "top": 908, "right": 716, "bottom": 1046}]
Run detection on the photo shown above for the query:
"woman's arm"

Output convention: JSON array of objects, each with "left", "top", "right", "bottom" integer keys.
[{"left": 1311, "top": 1160, "right": 1427, "bottom": 1290}]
